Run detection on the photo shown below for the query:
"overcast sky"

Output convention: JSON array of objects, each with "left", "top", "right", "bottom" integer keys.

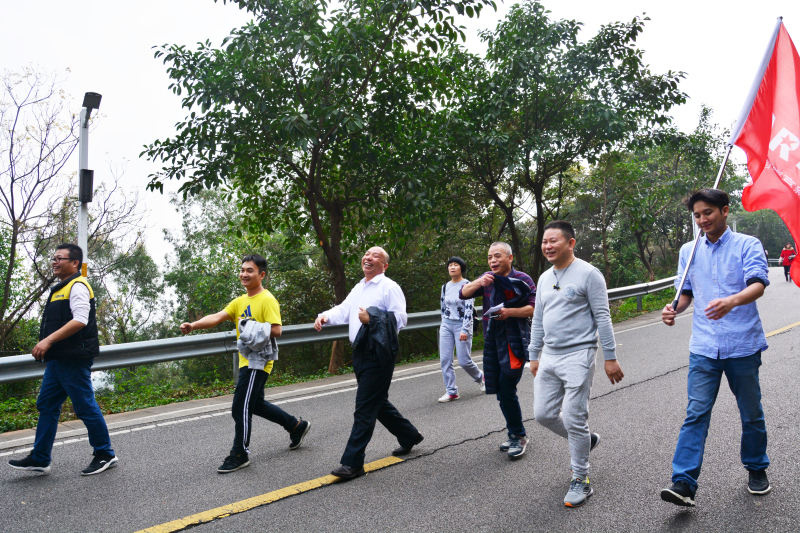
[{"left": 1, "top": 0, "right": 796, "bottom": 264}]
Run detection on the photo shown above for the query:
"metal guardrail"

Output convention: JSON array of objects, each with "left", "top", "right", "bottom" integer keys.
[
  {"left": 606, "top": 276, "right": 676, "bottom": 302},
  {"left": 0, "top": 276, "right": 678, "bottom": 384}
]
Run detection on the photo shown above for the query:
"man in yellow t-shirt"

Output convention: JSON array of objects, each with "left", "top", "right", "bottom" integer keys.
[{"left": 180, "top": 254, "right": 311, "bottom": 473}]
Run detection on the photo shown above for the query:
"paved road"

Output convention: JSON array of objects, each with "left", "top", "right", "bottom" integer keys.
[{"left": 1, "top": 268, "right": 799, "bottom": 532}]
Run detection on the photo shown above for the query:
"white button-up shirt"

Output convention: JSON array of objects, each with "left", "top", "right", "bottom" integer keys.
[{"left": 320, "top": 273, "right": 408, "bottom": 342}]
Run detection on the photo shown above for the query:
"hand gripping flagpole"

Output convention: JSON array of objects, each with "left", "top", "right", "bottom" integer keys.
[{"left": 671, "top": 17, "right": 783, "bottom": 311}]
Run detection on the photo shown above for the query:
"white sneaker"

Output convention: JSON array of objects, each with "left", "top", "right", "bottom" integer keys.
[
  {"left": 478, "top": 374, "right": 486, "bottom": 392},
  {"left": 437, "top": 393, "right": 459, "bottom": 402}
]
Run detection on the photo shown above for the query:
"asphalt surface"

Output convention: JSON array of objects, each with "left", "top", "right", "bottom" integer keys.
[{"left": 1, "top": 267, "right": 799, "bottom": 532}]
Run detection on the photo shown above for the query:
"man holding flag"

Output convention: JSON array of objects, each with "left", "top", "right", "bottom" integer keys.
[
  {"left": 658, "top": 15, "right": 800, "bottom": 507},
  {"left": 660, "top": 189, "right": 771, "bottom": 507}
]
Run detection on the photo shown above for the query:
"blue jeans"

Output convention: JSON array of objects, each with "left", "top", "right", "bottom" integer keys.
[
  {"left": 671, "top": 352, "right": 769, "bottom": 490},
  {"left": 497, "top": 371, "right": 525, "bottom": 438},
  {"left": 32, "top": 359, "right": 114, "bottom": 464}
]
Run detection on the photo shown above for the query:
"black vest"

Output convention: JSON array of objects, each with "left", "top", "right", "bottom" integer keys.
[{"left": 39, "top": 272, "right": 100, "bottom": 361}]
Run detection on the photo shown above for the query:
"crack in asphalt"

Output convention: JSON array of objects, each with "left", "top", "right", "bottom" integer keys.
[{"left": 405, "top": 363, "right": 692, "bottom": 463}]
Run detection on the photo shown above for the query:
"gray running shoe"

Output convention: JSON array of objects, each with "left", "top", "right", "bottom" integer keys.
[
  {"left": 564, "top": 475, "right": 593, "bottom": 508},
  {"left": 507, "top": 435, "right": 528, "bottom": 458},
  {"left": 499, "top": 439, "right": 510, "bottom": 451}
]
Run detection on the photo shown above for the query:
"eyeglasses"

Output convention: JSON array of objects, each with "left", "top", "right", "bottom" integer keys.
[{"left": 51, "top": 257, "right": 73, "bottom": 263}]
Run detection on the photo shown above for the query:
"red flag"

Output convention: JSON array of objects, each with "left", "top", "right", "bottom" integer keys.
[{"left": 732, "top": 20, "right": 800, "bottom": 285}]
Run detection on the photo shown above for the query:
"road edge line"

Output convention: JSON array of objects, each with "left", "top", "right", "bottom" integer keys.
[
  {"left": 134, "top": 456, "right": 404, "bottom": 533},
  {"left": 766, "top": 320, "right": 800, "bottom": 338}
]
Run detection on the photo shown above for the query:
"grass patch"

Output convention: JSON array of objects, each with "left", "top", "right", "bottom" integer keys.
[{"left": 610, "top": 288, "right": 674, "bottom": 323}]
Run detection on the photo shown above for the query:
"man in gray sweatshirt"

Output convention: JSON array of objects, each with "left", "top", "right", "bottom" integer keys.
[{"left": 528, "top": 220, "right": 624, "bottom": 508}]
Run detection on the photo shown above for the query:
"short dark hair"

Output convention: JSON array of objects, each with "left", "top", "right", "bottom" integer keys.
[
  {"left": 447, "top": 256, "right": 467, "bottom": 275},
  {"left": 241, "top": 254, "right": 267, "bottom": 274},
  {"left": 543, "top": 220, "right": 575, "bottom": 241},
  {"left": 56, "top": 243, "right": 83, "bottom": 269},
  {"left": 686, "top": 189, "right": 729, "bottom": 212}
]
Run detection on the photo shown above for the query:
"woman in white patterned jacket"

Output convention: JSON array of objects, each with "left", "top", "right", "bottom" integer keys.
[{"left": 437, "top": 256, "right": 485, "bottom": 402}]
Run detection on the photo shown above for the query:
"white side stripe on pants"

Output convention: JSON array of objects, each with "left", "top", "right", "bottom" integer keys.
[{"left": 242, "top": 370, "right": 258, "bottom": 454}]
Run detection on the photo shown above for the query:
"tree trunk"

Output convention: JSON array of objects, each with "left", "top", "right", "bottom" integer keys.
[
  {"left": 634, "top": 230, "right": 655, "bottom": 281},
  {"left": 602, "top": 231, "right": 611, "bottom": 286},
  {"left": 480, "top": 178, "right": 526, "bottom": 273},
  {"left": 531, "top": 179, "right": 547, "bottom": 280},
  {"left": 301, "top": 159, "right": 350, "bottom": 374},
  {"left": 328, "top": 341, "right": 345, "bottom": 374},
  {"left": 322, "top": 204, "right": 349, "bottom": 374},
  {"left": 601, "top": 176, "right": 611, "bottom": 286}
]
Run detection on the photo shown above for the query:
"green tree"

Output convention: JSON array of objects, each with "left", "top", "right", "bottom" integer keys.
[
  {"left": 143, "top": 0, "right": 494, "bottom": 370},
  {"left": 94, "top": 242, "right": 164, "bottom": 345},
  {"left": 445, "top": 0, "right": 686, "bottom": 278}
]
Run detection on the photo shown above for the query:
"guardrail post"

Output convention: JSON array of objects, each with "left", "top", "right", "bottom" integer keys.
[
  {"left": 636, "top": 281, "right": 643, "bottom": 312},
  {"left": 233, "top": 353, "right": 239, "bottom": 380}
]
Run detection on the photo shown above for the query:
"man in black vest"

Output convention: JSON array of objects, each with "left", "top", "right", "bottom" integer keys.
[{"left": 8, "top": 244, "right": 117, "bottom": 476}]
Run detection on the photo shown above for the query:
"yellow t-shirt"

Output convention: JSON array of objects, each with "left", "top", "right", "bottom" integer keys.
[{"left": 224, "top": 289, "right": 281, "bottom": 373}]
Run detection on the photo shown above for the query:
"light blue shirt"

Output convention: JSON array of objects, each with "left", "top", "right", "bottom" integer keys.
[{"left": 675, "top": 227, "right": 769, "bottom": 359}]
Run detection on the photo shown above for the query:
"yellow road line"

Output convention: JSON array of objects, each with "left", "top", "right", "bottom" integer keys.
[
  {"left": 766, "top": 320, "right": 800, "bottom": 338},
  {"left": 136, "top": 456, "right": 404, "bottom": 533}
]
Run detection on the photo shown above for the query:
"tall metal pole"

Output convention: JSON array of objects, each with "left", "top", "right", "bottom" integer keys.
[
  {"left": 77, "top": 108, "right": 89, "bottom": 277},
  {"left": 671, "top": 145, "right": 733, "bottom": 310}
]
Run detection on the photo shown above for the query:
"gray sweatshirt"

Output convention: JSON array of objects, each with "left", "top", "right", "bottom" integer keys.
[
  {"left": 237, "top": 318, "right": 279, "bottom": 371},
  {"left": 528, "top": 257, "right": 617, "bottom": 361}
]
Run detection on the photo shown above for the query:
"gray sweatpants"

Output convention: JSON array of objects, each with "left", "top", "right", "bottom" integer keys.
[
  {"left": 439, "top": 319, "right": 483, "bottom": 395},
  {"left": 534, "top": 347, "right": 597, "bottom": 477}
]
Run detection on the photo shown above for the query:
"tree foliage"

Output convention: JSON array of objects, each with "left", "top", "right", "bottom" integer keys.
[
  {"left": 444, "top": 0, "right": 687, "bottom": 278},
  {"left": 144, "top": 0, "right": 495, "bottom": 307}
]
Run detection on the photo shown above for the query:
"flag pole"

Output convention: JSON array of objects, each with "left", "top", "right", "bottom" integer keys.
[
  {"left": 671, "top": 145, "right": 733, "bottom": 310},
  {"left": 670, "top": 16, "right": 783, "bottom": 311}
]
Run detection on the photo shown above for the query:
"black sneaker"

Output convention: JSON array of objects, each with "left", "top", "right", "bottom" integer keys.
[
  {"left": 217, "top": 453, "right": 249, "bottom": 474},
  {"left": 590, "top": 433, "right": 601, "bottom": 451},
  {"left": 660, "top": 481, "right": 696, "bottom": 507},
  {"left": 8, "top": 454, "right": 51, "bottom": 473},
  {"left": 748, "top": 469, "right": 772, "bottom": 495},
  {"left": 289, "top": 419, "right": 311, "bottom": 450},
  {"left": 81, "top": 453, "right": 118, "bottom": 476}
]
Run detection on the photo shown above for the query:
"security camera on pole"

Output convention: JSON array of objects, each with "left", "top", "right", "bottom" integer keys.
[{"left": 77, "top": 92, "right": 101, "bottom": 277}]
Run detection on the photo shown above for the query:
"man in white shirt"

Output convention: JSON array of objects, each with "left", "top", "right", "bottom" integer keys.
[{"left": 315, "top": 246, "right": 423, "bottom": 479}]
